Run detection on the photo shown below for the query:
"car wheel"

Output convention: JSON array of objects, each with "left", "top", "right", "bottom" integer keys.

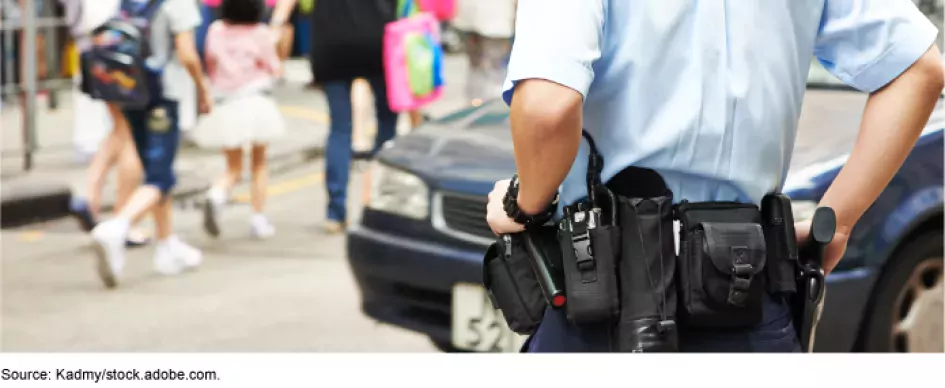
[
  {"left": 429, "top": 338, "right": 472, "bottom": 353},
  {"left": 862, "top": 232, "right": 943, "bottom": 352}
]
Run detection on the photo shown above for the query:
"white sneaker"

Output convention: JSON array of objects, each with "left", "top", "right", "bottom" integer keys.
[
  {"left": 251, "top": 214, "right": 276, "bottom": 239},
  {"left": 202, "top": 186, "right": 227, "bottom": 238},
  {"left": 91, "top": 219, "right": 130, "bottom": 289},
  {"left": 154, "top": 236, "right": 204, "bottom": 276}
]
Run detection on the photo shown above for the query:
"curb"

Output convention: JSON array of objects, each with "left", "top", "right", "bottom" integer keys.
[
  {"left": 0, "top": 144, "right": 325, "bottom": 229},
  {"left": 0, "top": 182, "right": 73, "bottom": 229}
]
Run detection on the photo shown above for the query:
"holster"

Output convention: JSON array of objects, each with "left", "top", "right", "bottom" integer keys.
[{"left": 611, "top": 192, "right": 679, "bottom": 352}]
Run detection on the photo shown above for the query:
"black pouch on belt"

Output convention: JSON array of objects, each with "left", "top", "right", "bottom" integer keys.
[
  {"left": 613, "top": 194, "right": 679, "bottom": 352},
  {"left": 675, "top": 201, "right": 767, "bottom": 329},
  {"left": 558, "top": 199, "right": 621, "bottom": 325},
  {"left": 482, "top": 233, "right": 546, "bottom": 335}
]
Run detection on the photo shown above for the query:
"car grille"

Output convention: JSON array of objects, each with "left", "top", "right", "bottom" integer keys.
[{"left": 438, "top": 193, "right": 494, "bottom": 241}]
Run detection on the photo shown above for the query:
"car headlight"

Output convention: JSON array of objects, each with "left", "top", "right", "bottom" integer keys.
[
  {"left": 791, "top": 200, "right": 819, "bottom": 223},
  {"left": 366, "top": 161, "right": 429, "bottom": 220}
]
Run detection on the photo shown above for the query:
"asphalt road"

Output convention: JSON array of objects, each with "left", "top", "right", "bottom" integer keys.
[{"left": 1, "top": 160, "right": 438, "bottom": 352}]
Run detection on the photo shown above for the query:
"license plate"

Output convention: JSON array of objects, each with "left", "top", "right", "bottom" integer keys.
[{"left": 451, "top": 283, "right": 528, "bottom": 353}]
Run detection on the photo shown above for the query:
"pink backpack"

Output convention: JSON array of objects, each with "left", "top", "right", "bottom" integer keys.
[
  {"left": 384, "top": 12, "right": 443, "bottom": 113},
  {"left": 417, "top": 0, "right": 455, "bottom": 21}
]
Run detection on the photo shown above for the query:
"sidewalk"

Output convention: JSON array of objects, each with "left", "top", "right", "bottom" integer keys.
[{"left": 1, "top": 56, "right": 474, "bottom": 228}]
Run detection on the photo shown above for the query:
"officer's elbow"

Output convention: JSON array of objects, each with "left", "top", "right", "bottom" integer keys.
[
  {"left": 511, "top": 79, "right": 584, "bottom": 138},
  {"left": 909, "top": 46, "right": 944, "bottom": 98}
]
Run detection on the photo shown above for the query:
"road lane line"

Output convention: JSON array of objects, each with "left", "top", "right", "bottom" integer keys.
[
  {"left": 279, "top": 105, "right": 330, "bottom": 124},
  {"left": 232, "top": 172, "right": 325, "bottom": 203},
  {"left": 17, "top": 230, "right": 44, "bottom": 242}
]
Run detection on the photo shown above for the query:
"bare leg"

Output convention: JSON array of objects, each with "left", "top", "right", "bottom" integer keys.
[
  {"left": 250, "top": 144, "right": 268, "bottom": 214},
  {"left": 84, "top": 103, "right": 129, "bottom": 218},
  {"left": 203, "top": 148, "right": 243, "bottom": 238},
  {"left": 408, "top": 110, "right": 424, "bottom": 129},
  {"left": 152, "top": 196, "right": 173, "bottom": 240},
  {"left": 117, "top": 186, "right": 163, "bottom": 224},
  {"left": 112, "top": 113, "right": 142, "bottom": 214},
  {"left": 216, "top": 148, "right": 245, "bottom": 192},
  {"left": 249, "top": 144, "right": 274, "bottom": 238}
]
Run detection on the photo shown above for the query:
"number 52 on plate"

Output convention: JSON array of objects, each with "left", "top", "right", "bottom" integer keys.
[{"left": 451, "top": 283, "right": 529, "bottom": 353}]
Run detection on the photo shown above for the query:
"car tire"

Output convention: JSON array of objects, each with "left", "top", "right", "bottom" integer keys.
[
  {"left": 429, "top": 338, "right": 472, "bottom": 353},
  {"left": 861, "top": 232, "right": 943, "bottom": 352}
]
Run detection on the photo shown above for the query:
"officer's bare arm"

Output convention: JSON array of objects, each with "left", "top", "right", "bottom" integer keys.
[
  {"left": 510, "top": 79, "right": 584, "bottom": 215},
  {"left": 819, "top": 45, "right": 944, "bottom": 250},
  {"left": 174, "top": 31, "right": 210, "bottom": 102}
]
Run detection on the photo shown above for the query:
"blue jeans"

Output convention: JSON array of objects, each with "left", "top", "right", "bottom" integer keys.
[
  {"left": 323, "top": 77, "right": 398, "bottom": 223},
  {"left": 523, "top": 292, "right": 801, "bottom": 352},
  {"left": 124, "top": 100, "right": 181, "bottom": 196}
]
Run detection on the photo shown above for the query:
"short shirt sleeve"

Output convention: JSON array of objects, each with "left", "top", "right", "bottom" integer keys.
[
  {"left": 814, "top": 0, "right": 939, "bottom": 93},
  {"left": 164, "top": 0, "right": 203, "bottom": 34},
  {"left": 501, "top": 0, "right": 606, "bottom": 105}
]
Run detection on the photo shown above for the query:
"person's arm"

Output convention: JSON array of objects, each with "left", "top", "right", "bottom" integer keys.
[
  {"left": 802, "top": 0, "right": 943, "bottom": 274},
  {"left": 166, "top": 0, "right": 211, "bottom": 113},
  {"left": 257, "top": 26, "right": 283, "bottom": 78},
  {"left": 485, "top": 0, "right": 604, "bottom": 235},
  {"left": 511, "top": 80, "right": 584, "bottom": 214},
  {"left": 269, "top": 0, "right": 298, "bottom": 28},
  {"left": 175, "top": 30, "right": 212, "bottom": 113},
  {"left": 816, "top": 46, "right": 943, "bottom": 271}
]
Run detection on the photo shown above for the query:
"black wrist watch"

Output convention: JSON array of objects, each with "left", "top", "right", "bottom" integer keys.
[{"left": 502, "top": 174, "right": 558, "bottom": 229}]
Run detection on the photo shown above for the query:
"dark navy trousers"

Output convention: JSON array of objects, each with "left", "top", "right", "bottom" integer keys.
[{"left": 523, "top": 292, "right": 802, "bottom": 353}]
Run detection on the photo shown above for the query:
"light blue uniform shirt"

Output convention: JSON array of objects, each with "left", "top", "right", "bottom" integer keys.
[{"left": 502, "top": 0, "right": 938, "bottom": 207}]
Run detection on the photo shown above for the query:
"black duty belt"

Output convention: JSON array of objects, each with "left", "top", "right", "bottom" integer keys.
[{"left": 483, "top": 130, "right": 833, "bottom": 353}]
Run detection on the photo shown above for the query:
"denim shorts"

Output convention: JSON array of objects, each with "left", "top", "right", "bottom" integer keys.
[{"left": 124, "top": 100, "right": 181, "bottom": 196}]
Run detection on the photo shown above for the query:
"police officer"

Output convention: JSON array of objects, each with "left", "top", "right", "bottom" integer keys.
[{"left": 485, "top": 0, "right": 943, "bottom": 352}]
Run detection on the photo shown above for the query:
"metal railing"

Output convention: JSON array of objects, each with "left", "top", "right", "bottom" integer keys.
[{"left": 1, "top": 0, "right": 71, "bottom": 171}]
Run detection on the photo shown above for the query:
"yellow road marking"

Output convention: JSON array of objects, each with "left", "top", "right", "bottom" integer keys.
[
  {"left": 279, "top": 105, "right": 330, "bottom": 124},
  {"left": 232, "top": 172, "right": 325, "bottom": 204},
  {"left": 18, "top": 230, "right": 44, "bottom": 242}
]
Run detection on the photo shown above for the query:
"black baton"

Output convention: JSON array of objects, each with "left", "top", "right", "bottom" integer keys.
[
  {"left": 521, "top": 230, "right": 567, "bottom": 309},
  {"left": 794, "top": 206, "right": 835, "bottom": 352}
]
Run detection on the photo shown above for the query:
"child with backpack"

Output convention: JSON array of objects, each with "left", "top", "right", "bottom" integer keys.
[
  {"left": 194, "top": 0, "right": 285, "bottom": 239},
  {"left": 88, "top": 0, "right": 213, "bottom": 288},
  {"left": 59, "top": 0, "right": 152, "bottom": 248}
]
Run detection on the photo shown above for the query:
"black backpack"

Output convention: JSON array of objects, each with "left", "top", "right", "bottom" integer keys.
[{"left": 81, "top": 0, "right": 166, "bottom": 109}]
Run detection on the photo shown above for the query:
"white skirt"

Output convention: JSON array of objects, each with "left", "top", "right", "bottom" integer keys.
[{"left": 192, "top": 93, "right": 286, "bottom": 150}]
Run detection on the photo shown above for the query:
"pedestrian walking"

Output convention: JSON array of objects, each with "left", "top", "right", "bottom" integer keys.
[
  {"left": 274, "top": 0, "right": 399, "bottom": 234},
  {"left": 452, "top": 0, "right": 515, "bottom": 106},
  {"left": 195, "top": 0, "right": 285, "bottom": 240},
  {"left": 59, "top": 0, "right": 150, "bottom": 248},
  {"left": 90, "top": 0, "right": 213, "bottom": 288},
  {"left": 484, "top": 0, "right": 942, "bottom": 352}
]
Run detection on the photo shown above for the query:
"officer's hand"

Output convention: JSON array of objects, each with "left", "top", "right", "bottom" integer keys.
[
  {"left": 486, "top": 179, "right": 526, "bottom": 236},
  {"left": 794, "top": 220, "right": 850, "bottom": 276}
]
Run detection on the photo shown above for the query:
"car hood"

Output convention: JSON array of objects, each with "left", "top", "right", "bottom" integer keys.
[
  {"left": 378, "top": 103, "right": 517, "bottom": 194},
  {"left": 378, "top": 90, "right": 943, "bottom": 195}
]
